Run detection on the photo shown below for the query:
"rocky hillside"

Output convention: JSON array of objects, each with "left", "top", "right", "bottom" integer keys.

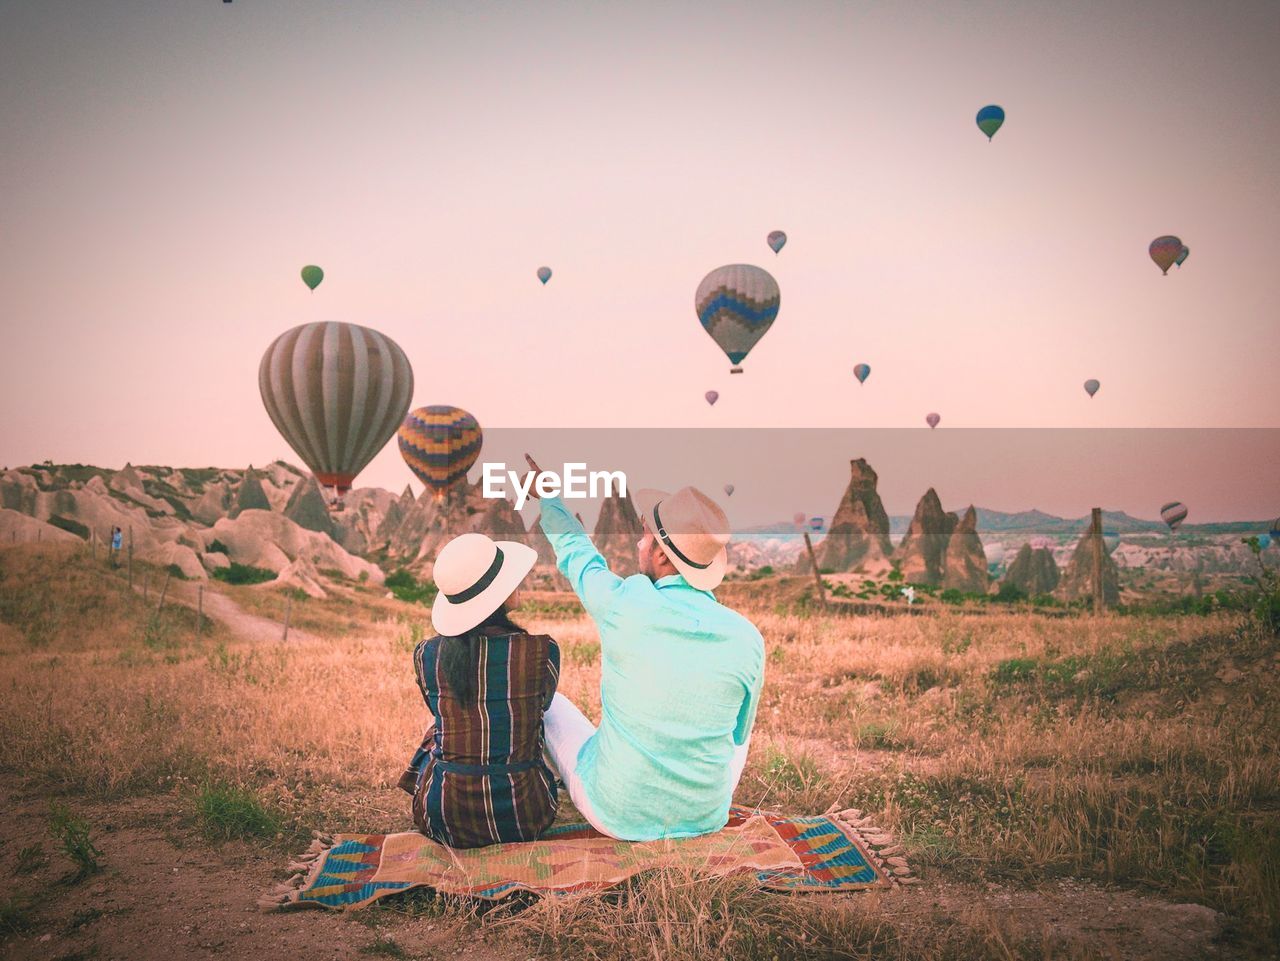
[{"left": 804, "top": 459, "right": 894, "bottom": 576}]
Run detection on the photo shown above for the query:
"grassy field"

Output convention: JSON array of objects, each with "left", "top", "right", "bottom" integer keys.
[{"left": 1, "top": 543, "right": 1277, "bottom": 960}]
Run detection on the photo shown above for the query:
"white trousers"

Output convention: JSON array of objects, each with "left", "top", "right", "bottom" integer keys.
[
  {"left": 542, "top": 693, "right": 753, "bottom": 840},
  {"left": 542, "top": 693, "right": 618, "bottom": 837}
]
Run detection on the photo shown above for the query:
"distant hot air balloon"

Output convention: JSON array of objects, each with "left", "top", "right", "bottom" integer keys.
[
  {"left": 926, "top": 412, "right": 941, "bottom": 429},
  {"left": 300, "top": 265, "right": 324, "bottom": 291},
  {"left": 259, "top": 322, "right": 413, "bottom": 506},
  {"left": 398, "top": 406, "right": 483, "bottom": 500},
  {"left": 976, "top": 105, "right": 1005, "bottom": 141},
  {"left": 537, "top": 266, "right": 552, "bottom": 285},
  {"left": 767, "top": 230, "right": 787, "bottom": 254},
  {"left": 1175, "top": 245, "right": 1190, "bottom": 268},
  {"left": 1103, "top": 530, "right": 1120, "bottom": 554},
  {"left": 793, "top": 512, "right": 806, "bottom": 528},
  {"left": 723, "top": 484, "right": 735, "bottom": 497},
  {"left": 1149, "top": 236, "right": 1183, "bottom": 275},
  {"left": 705, "top": 390, "right": 719, "bottom": 406},
  {"left": 983, "top": 543, "right": 1006, "bottom": 568},
  {"left": 1160, "top": 501, "right": 1188, "bottom": 531},
  {"left": 809, "top": 516, "right": 824, "bottom": 532},
  {"left": 853, "top": 363, "right": 871, "bottom": 384},
  {"left": 1084, "top": 379, "right": 1100, "bottom": 398},
  {"left": 696, "top": 264, "right": 780, "bottom": 374}
]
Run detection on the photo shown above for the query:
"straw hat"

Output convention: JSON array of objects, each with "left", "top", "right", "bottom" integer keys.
[
  {"left": 431, "top": 533, "right": 538, "bottom": 636},
  {"left": 631, "top": 487, "right": 730, "bottom": 591}
]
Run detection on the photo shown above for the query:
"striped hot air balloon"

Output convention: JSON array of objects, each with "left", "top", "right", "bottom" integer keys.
[
  {"left": 1084, "top": 379, "right": 1100, "bottom": 398},
  {"left": 259, "top": 322, "right": 413, "bottom": 504},
  {"left": 723, "top": 484, "right": 735, "bottom": 497},
  {"left": 397, "top": 406, "right": 483, "bottom": 500},
  {"left": 976, "top": 105, "right": 1005, "bottom": 140},
  {"left": 696, "top": 264, "right": 780, "bottom": 374},
  {"left": 853, "top": 363, "right": 871, "bottom": 384},
  {"left": 705, "top": 390, "right": 719, "bottom": 406},
  {"left": 767, "top": 230, "right": 787, "bottom": 254},
  {"left": 1160, "top": 501, "right": 1188, "bottom": 531},
  {"left": 537, "top": 266, "right": 552, "bottom": 285},
  {"left": 1149, "top": 236, "right": 1183, "bottom": 275},
  {"left": 809, "top": 516, "right": 824, "bottom": 532}
]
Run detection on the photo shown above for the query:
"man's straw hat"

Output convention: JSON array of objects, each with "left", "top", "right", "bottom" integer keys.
[
  {"left": 431, "top": 533, "right": 537, "bottom": 636},
  {"left": 631, "top": 487, "right": 730, "bottom": 591}
]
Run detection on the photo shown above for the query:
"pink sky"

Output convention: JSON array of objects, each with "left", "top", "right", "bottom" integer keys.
[{"left": 1, "top": 2, "right": 1277, "bottom": 520}]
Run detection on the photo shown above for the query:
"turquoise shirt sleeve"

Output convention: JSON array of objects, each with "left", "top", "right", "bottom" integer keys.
[
  {"left": 538, "top": 495, "right": 627, "bottom": 622},
  {"left": 733, "top": 647, "right": 764, "bottom": 746}
]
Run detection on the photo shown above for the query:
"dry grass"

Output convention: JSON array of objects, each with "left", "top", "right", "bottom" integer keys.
[{"left": 1, "top": 543, "right": 1277, "bottom": 957}]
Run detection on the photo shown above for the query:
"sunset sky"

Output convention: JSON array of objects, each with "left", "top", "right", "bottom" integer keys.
[{"left": 2, "top": 1, "right": 1277, "bottom": 521}]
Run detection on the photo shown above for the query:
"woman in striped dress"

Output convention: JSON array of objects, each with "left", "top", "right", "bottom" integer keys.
[{"left": 397, "top": 532, "right": 560, "bottom": 848}]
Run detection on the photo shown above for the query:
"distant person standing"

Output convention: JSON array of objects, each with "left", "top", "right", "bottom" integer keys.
[{"left": 110, "top": 526, "right": 123, "bottom": 567}]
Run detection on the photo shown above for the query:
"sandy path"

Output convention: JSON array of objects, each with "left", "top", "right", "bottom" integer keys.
[{"left": 139, "top": 577, "right": 319, "bottom": 645}]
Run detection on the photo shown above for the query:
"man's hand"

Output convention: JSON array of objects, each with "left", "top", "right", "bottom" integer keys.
[{"left": 522, "top": 454, "right": 545, "bottom": 500}]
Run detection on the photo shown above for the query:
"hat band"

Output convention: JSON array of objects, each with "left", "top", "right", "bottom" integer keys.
[
  {"left": 443, "top": 546, "right": 505, "bottom": 603},
  {"left": 652, "top": 502, "right": 711, "bottom": 570}
]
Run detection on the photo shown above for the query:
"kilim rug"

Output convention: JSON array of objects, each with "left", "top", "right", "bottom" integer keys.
[{"left": 260, "top": 806, "right": 916, "bottom": 911}]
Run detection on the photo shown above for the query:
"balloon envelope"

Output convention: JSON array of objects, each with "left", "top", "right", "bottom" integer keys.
[
  {"left": 976, "top": 104, "right": 1005, "bottom": 140},
  {"left": 705, "top": 390, "right": 719, "bottom": 406},
  {"left": 809, "top": 517, "right": 824, "bottom": 532},
  {"left": 1160, "top": 501, "right": 1188, "bottom": 531},
  {"left": 853, "top": 363, "right": 871, "bottom": 384},
  {"left": 537, "top": 266, "right": 552, "bottom": 284},
  {"left": 1084, "top": 378, "right": 1100, "bottom": 397},
  {"left": 1175, "top": 245, "right": 1189, "bottom": 267},
  {"left": 983, "top": 543, "right": 1006, "bottom": 567},
  {"left": 767, "top": 230, "right": 787, "bottom": 254},
  {"left": 1149, "top": 236, "right": 1183, "bottom": 275},
  {"left": 696, "top": 264, "right": 780, "bottom": 373},
  {"left": 259, "top": 322, "right": 413, "bottom": 497},
  {"left": 300, "top": 265, "right": 323, "bottom": 291},
  {"left": 793, "top": 512, "right": 806, "bottom": 527},
  {"left": 723, "top": 484, "right": 735, "bottom": 497},
  {"left": 398, "top": 406, "right": 483, "bottom": 499},
  {"left": 926, "top": 412, "right": 940, "bottom": 429}
]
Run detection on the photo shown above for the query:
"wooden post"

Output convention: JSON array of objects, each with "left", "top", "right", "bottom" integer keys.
[
  {"left": 803, "top": 532, "right": 828, "bottom": 607},
  {"left": 1091, "top": 507, "right": 1104, "bottom": 614},
  {"left": 282, "top": 595, "right": 292, "bottom": 642},
  {"left": 127, "top": 528, "right": 134, "bottom": 589},
  {"left": 197, "top": 584, "right": 204, "bottom": 635},
  {"left": 156, "top": 569, "right": 171, "bottom": 613}
]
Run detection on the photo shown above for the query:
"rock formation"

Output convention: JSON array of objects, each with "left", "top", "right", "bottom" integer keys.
[
  {"left": 283, "top": 475, "right": 336, "bottom": 538},
  {"left": 942, "top": 506, "right": 989, "bottom": 593},
  {"left": 204, "top": 509, "right": 383, "bottom": 583},
  {"left": 386, "top": 480, "right": 530, "bottom": 575},
  {"left": 191, "top": 482, "right": 233, "bottom": 525},
  {"left": 805, "top": 459, "right": 894, "bottom": 575},
  {"left": 267, "top": 555, "right": 329, "bottom": 599},
  {"left": 1057, "top": 526, "right": 1120, "bottom": 605},
  {"left": 230, "top": 466, "right": 271, "bottom": 518},
  {"left": 1000, "top": 543, "right": 1060, "bottom": 596},
  {"left": 893, "top": 489, "right": 957, "bottom": 585},
  {"left": 593, "top": 492, "right": 643, "bottom": 576}
]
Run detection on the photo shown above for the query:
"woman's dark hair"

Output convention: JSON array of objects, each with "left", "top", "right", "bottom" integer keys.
[{"left": 438, "top": 608, "right": 523, "bottom": 706}]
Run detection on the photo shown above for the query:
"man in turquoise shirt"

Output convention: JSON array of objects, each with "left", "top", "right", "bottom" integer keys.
[{"left": 528, "top": 459, "right": 764, "bottom": 841}]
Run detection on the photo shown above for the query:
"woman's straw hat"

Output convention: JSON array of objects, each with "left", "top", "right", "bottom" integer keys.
[
  {"left": 431, "top": 533, "right": 537, "bottom": 636},
  {"left": 631, "top": 487, "right": 730, "bottom": 591}
]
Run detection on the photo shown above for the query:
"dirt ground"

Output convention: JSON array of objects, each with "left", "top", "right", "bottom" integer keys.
[{"left": 0, "top": 776, "right": 1241, "bottom": 961}]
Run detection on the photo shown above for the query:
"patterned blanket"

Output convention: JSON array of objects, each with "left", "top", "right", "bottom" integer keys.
[{"left": 260, "top": 807, "right": 915, "bottom": 911}]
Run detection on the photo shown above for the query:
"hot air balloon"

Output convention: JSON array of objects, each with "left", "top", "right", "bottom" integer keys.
[
  {"left": 723, "top": 484, "right": 735, "bottom": 497},
  {"left": 853, "top": 363, "right": 871, "bottom": 384},
  {"left": 983, "top": 543, "right": 1006, "bottom": 568},
  {"left": 259, "top": 322, "right": 413, "bottom": 508},
  {"left": 537, "top": 266, "right": 552, "bottom": 285},
  {"left": 696, "top": 264, "right": 780, "bottom": 374},
  {"left": 976, "top": 105, "right": 1005, "bottom": 141},
  {"left": 300, "top": 265, "right": 324, "bottom": 291},
  {"left": 809, "top": 517, "right": 824, "bottom": 532},
  {"left": 793, "top": 512, "right": 806, "bottom": 528},
  {"left": 398, "top": 406, "right": 483, "bottom": 500},
  {"left": 1149, "top": 236, "right": 1183, "bottom": 275},
  {"left": 1084, "top": 379, "right": 1100, "bottom": 398},
  {"left": 1175, "top": 246, "right": 1190, "bottom": 268},
  {"left": 767, "top": 230, "right": 787, "bottom": 254},
  {"left": 926, "top": 412, "right": 941, "bottom": 429},
  {"left": 1160, "top": 501, "right": 1188, "bottom": 531},
  {"left": 705, "top": 390, "right": 719, "bottom": 406}
]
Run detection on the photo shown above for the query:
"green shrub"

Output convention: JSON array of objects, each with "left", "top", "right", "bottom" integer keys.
[
  {"left": 48, "top": 802, "right": 102, "bottom": 882},
  {"left": 385, "top": 569, "right": 438, "bottom": 605},
  {"left": 206, "top": 539, "right": 229, "bottom": 555},
  {"left": 196, "top": 781, "right": 283, "bottom": 842},
  {"left": 212, "top": 562, "right": 276, "bottom": 586},
  {"left": 165, "top": 563, "right": 189, "bottom": 581},
  {"left": 48, "top": 514, "right": 90, "bottom": 539}
]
